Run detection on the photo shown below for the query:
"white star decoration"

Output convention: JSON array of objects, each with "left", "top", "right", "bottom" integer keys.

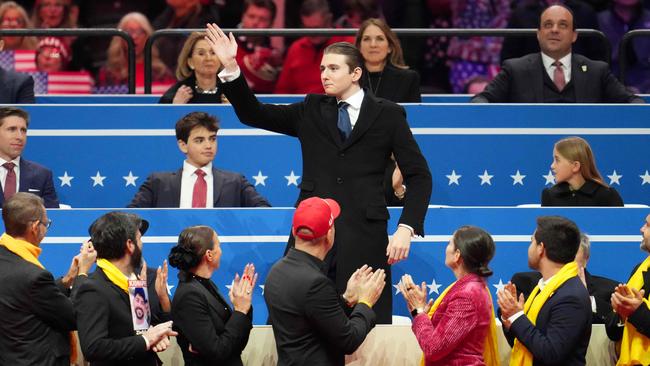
[
  {"left": 640, "top": 170, "right": 650, "bottom": 185},
  {"left": 58, "top": 171, "right": 74, "bottom": 187},
  {"left": 446, "top": 170, "right": 462, "bottom": 185},
  {"left": 478, "top": 170, "right": 493, "bottom": 186},
  {"left": 608, "top": 170, "right": 623, "bottom": 185},
  {"left": 259, "top": 285, "right": 265, "bottom": 295},
  {"left": 90, "top": 171, "right": 106, "bottom": 187},
  {"left": 511, "top": 170, "right": 526, "bottom": 186},
  {"left": 492, "top": 279, "right": 506, "bottom": 294},
  {"left": 393, "top": 281, "right": 403, "bottom": 295},
  {"left": 285, "top": 170, "right": 300, "bottom": 186},
  {"left": 543, "top": 170, "right": 556, "bottom": 185},
  {"left": 122, "top": 171, "right": 138, "bottom": 187},
  {"left": 166, "top": 283, "right": 174, "bottom": 296},
  {"left": 253, "top": 171, "right": 268, "bottom": 186},
  {"left": 427, "top": 278, "right": 443, "bottom": 295}
]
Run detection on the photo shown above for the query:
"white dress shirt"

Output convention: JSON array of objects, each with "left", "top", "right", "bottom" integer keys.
[
  {"left": 541, "top": 52, "right": 572, "bottom": 84},
  {"left": 507, "top": 274, "right": 556, "bottom": 324},
  {"left": 0, "top": 156, "right": 21, "bottom": 193},
  {"left": 179, "top": 161, "right": 214, "bottom": 208},
  {"left": 337, "top": 87, "right": 364, "bottom": 128}
]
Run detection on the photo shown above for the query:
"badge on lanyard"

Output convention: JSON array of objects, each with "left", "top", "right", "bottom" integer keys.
[{"left": 128, "top": 280, "right": 151, "bottom": 334}]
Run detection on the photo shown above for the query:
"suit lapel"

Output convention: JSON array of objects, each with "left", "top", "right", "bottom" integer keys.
[
  {"left": 320, "top": 97, "right": 344, "bottom": 147},
  {"left": 532, "top": 54, "right": 544, "bottom": 103},
  {"left": 571, "top": 55, "right": 587, "bottom": 103},
  {"left": 171, "top": 169, "right": 182, "bottom": 207},
  {"left": 643, "top": 270, "right": 650, "bottom": 300},
  {"left": 18, "top": 159, "right": 30, "bottom": 194},
  {"left": 343, "top": 92, "right": 381, "bottom": 149},
  {"left": 212, "top": 168, "right": 223, "bottom": 207}
]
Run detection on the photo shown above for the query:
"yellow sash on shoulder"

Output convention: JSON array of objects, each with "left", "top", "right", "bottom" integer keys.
[
  {"left": 509, "top": 261, "right": 579, "bottom": 366},
  {"left": 96, "top": 258, "right": 129, "bottom": 293},
  {"left": 617, "top": 256, "right": 650, "bottom": 366},
  {"left": 0, "top": 233, "right": 43, "bottom": 268},
  {"left": 419, "top": 279, "right": 499, "bottom": 366}
]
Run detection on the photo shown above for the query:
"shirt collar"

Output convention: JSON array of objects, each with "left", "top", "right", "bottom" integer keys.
[
  {"left": 538, "top": 274, "right": 556, "bottom": 291},
  {"left": 541, "top": 52, "right": 572, "bottom": 72},
  {"left": 338, "top": 87, "right": 364, "bottom": 110},
  {"left": 183, "top": 160, "right": 212, "bottom": 177},
  {"left": 0, "top": 156, "right": 21, "bottom": 168}
]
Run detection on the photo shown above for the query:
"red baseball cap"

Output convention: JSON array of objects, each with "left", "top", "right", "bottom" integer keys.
[{"left": 292, "top": 197, "right": 341, "bottom": 240}]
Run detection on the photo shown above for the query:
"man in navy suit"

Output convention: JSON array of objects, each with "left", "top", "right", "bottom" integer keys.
[
  {"left": 497, "top": 216, "right": 592, "bottom": 365},
  {"left": 129, "top": 111, "right": 270, "bottom": 208},
  {"left": 0, "top": 40, "right": 35, "bottom": 104},
  {"left": 0, "top": 107, "right": 59, "bottom": 208},
  {"left": 472, "top": 4, "right": 643, "bottom": 103}
]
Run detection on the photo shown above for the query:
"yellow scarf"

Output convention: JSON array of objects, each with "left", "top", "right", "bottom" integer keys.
[
  {"left": 509, "top": 261, "right": 579, "bottom": 366},
  {"left": 0, "top": 233, "right": 43, "bottom": 268},
  {"left": 0, "top": 232, "right": 78, "bottom": 363},
  {"left": 419, "top": 278, "right": 499, "bottom": 366},
  {"left": 96, "top": 258, "right": 129, "bottom": 293},
  {"left": 617, "top": 256, "right": 650, "bottom": 366}
]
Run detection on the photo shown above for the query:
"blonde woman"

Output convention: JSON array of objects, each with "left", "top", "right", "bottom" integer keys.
[
  {"left": 542, "top": 136, "right": 623, "bottom": 206},
  {"left": 159, "top": 32, "right": 225, "bottom": 104},
  {"left": 97, "top": 12, "right": 173, "bottom": 92},
  {"left": 0, "top": 2, "right": 38, "bottom": 50}
]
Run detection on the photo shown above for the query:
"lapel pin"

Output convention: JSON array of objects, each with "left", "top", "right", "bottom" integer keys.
[{"left": 581, "top": 65, "right": 587, "bottom": 72}]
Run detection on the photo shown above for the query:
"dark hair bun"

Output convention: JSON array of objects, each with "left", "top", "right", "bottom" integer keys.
[
  {"left": 168, "top": 245, "right": 200, "bottom": 271},
  {"left": 476, "top": 265, "right": 493, "bottom": 277}
]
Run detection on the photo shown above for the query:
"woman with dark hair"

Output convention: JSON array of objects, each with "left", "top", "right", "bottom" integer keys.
[
  {"left": 542, "top": 136, "right": 624, "bottom": 206},
  {"left": 399, "top": 225, "right": 499, "bottom": 366},
  {"left": 168, "top": 225, "right": 256, "bottom": 366},
  {"left": 159, "top": 32, "right": 225, "bottom": 104},
  {"left": 355, "top": 17, "right": 421, "bottom": 103}
]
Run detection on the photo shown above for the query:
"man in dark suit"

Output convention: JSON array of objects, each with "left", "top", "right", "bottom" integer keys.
[
  {"left": 264, "top": 197, "right": 386, "bottom": 365},
  {"left": 472, "top": 4, "right": 644, "bottom": 104},
  {"left": 505, "top": 233, "right": 617, "bottom": 328},
  {"left": 0, "top": 40, "right": 35, "bottom": 104},
  {"left": 73, "top": 212, "right": 177, "bottom": 366},
  {"left": 605, "top": 213, "right": 650, "bottom": 363},
  {"left": 0, "top": 192, "right": 95, "bottom": 366},
  {"left": 0, "top": 107, "right": 59, "bottom": 208},
  {"left": 206, "top": 24, "right": 432, "bottom": 324},
  {"left": 129, "top": 111, "right": 270, "bottom": 208},
  {"left": 497, "top": 216, "right": 592, "bottom": 365}
]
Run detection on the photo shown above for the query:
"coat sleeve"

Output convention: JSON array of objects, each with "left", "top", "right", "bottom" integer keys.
[
  {"left": 172, "top": 289, "right": 252, "bottom": 361},
  {"left": 16, "top": 74, "right": 35, "bottom": 104},
  {"left": 29, "top": 270, "right": 76, "bottom": 332},
  {"left": 128, "top": 174, "right": 156, "bottom": 207},
  {"left": 509, "top": 294, "right": 591, "bottom": 364},
  {"left": 221, "top": 73, "right": 303, "bottom": 137},
  {"left": 304, "top": 276, "right": 376, "bottom": 354},
  {"left": 471, "top": 61, "right": 513, "bottom": 103},
  {"left": 598, "top": 62, "right": 645, "bottom": 103},
  {"left": 238, "top": 174, "right": 271, "bottom": 207},
  {"left": 390, "top": 104, "right": 432, "bottom": 236},
  {"left": 628, "top": 303, "right": 650, "bottom": 338},
  {"left": 405, "top": 70, "right": 422, "bottom": 103},
  {"left": 73, "top": 280, "right": 149, "bottom": 362},
  {"left": 41, "top": 168, "right": 60, "bottom": 208},
  {"left": 411, "top": 293, "right": 480, "bottom": 362}
]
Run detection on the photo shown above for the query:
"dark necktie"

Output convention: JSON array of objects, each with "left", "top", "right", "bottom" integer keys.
[
  {"left": 337, "top": 101, "right": 352, "bottom": 141},
  {"left": 553, "top": 61, "right": 566, "bottom": 91},
  {"left": 192, "top": 169, "right": 207, "bottom": 208},
  {"left": 3, "top": 162, "right": 16, "bottom": 200}
]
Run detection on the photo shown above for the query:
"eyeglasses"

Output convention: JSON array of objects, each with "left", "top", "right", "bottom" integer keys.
[{"left": 37, "top": 218, "right": 52, "bottom": 229}]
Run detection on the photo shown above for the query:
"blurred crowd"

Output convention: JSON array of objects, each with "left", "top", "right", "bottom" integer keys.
[{"left": 0, "top": 0, "right": 649, "bottom": 94}]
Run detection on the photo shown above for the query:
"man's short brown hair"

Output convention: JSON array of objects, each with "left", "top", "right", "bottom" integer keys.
[
  {"left": 0, "top": 107, "right": 29, "bottom": 128},
  {"left": 2, "top": 192, "right": 44, "bottom": 237},
  {"left": 175, "top": 112, "right": 220, "bottom": 143},
  {"left": 324, "top": 42, "right": 363, "bottom": 73}
]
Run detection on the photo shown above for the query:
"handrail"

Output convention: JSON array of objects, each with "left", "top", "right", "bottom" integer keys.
[
  {"left": 144, "top": 27, "right": 611, "bottom": 94},
  {"left": 0, "top": 28, "right": 136, "bottom": 94},
  {"left": 618, "top": 29, "right": 650, "bottom": 86}
]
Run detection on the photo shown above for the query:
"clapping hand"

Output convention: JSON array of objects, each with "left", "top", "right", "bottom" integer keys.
[
  {"left": 496, "top": 282, "right": 524, "bottom": 329},
  {"left": 611, "top": 284, "right": 645, "bottom": 319},
  {"left": 343, "top": 265, "right": 373, "bottom": 306},
  {"left": 143, "top": 321, "right": 177, "bottom": 353},
  {"left": 155, "top": 260, "right": 171, "bottom": 312},
  {"left": 398, "top": 274, "right": 431, "bottom": 314},
  {"left": 229, "top": 263, "right": 257, "bottom": 314}
]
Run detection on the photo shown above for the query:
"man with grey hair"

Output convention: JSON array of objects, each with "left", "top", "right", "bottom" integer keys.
[
  {"left": 502, "top": 233, "right": 618, "bottom": 327},
  {"left": 0, "top": 192, "right": 95, "bottom": 365}
]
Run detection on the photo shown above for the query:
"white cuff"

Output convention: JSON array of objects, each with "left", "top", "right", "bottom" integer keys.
[
  {"left": 507, "top": 310, "right": 525, "bottom": 324},
  {"left": 398, "top": 223, "right": 415, "bottom": 237},
  {"left": 218, "top": 66, "right": 241, "bottom": 83},
  {"left": 142, "top": 335, "right": 150, "bottom": 350},
  {"left": 590, "top": 295, "right": 597, "bottom": 314}
]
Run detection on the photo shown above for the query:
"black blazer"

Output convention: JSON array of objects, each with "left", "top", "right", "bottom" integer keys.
[
  {"left": 507, "top": 270, "right": 618, "bottom": 325},
  {"left": 541, "top": 180, "right": 624, "bottom": 207},
  {"left": 264, "top": 248, "right": 376, "bottom": 366},
  {"left": 0, "top": 68, "right": 35, "bottom": 104},
  {"left": 505, "top": 276, "right": 592, "bottom": 366},
  {"left": 605, "top": 262, "right": 650, "bottom": 341},
  {"left": 0, "top": 246, "right": 75, "bottom": 366},
  {"left": 360, "top": 63, "right": 421, "bottom": 103},
  {"left": 222, "top": 73, "right": 432, "bottom": 323},
  {"left": 158, "top": 74, "right": 224, "bottom": 104},
  {"left": 171, "top": 271, "right": 252, "bottom": 366},
  {"left": 0, "top": 158, "right": 59, "bottom": 208},
  {"left": 73, "top": 268, "right": 159, "bottom": 366},
  {"left": 472, "top": 53, "right": 644, "bottom": 103},
  {"left": 128, "top": 167, "right": 270, "bottom": 208}
]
